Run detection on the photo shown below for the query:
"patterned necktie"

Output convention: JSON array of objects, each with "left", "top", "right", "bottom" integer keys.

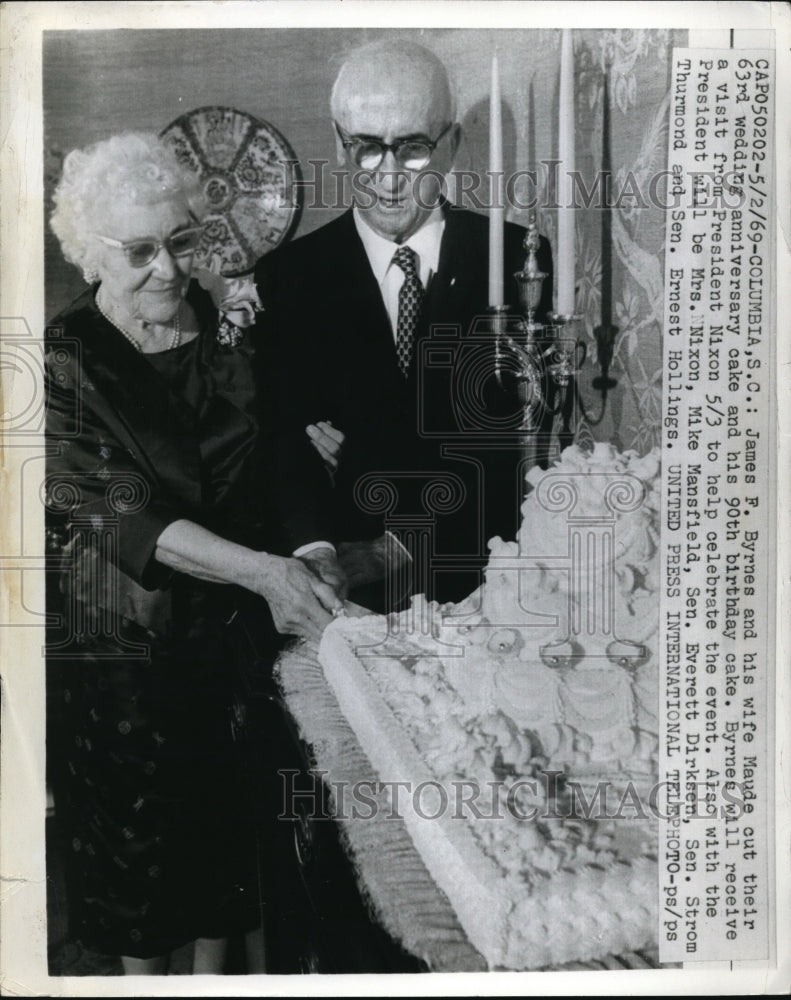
[{"left": 392, "top": 245, "right": 424, "bottom": 377}]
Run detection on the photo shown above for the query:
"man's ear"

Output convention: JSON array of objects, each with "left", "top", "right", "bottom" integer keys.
[
  {"left": 448, "top": 122, "right": 462, "bottom": 163},
  {"left": 333, "top": 126, "right": 346, "bottom": 167}
]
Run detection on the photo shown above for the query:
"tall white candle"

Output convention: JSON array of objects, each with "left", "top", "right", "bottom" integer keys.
[
  {"left": 488, "top": 52, "right": 504, "bottom": 307},
  {"left": 557, "top": 29, "right": 576, "bottom": 316}
]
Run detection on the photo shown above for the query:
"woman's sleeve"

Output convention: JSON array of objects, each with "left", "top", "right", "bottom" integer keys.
[{"left": 45, "top": 343, "right": 180, "bottom": 589}]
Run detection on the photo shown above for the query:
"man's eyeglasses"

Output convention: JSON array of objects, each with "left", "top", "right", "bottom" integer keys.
[
  {"left": 335, "top": 122, "right": 453, "bottom": 171},
  {"left": 96, "top": 224, "right": 204, "bottom": 269}
]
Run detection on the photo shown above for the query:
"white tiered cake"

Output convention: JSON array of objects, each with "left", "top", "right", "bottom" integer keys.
[{"left": 318, "top": 443, "right": 661, "bottom": 969}]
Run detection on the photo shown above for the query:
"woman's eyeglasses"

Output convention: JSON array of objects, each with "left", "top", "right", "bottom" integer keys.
[
  {"left": 96, "top": 224, "right": 204, "bottom": 269},
  {"left": 335, "top": 122, "right": 453, "bottom": 171}
]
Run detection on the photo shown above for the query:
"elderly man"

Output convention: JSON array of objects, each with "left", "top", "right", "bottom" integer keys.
[{"left": 257, "top": 39, "right": 553, "bottom": 606}]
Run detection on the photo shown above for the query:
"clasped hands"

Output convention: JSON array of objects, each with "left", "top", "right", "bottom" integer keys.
[
  {"left": 292, "top": 534, "right": 412, "bottom": 635},
  {"left": 261, "top": 537, "right": 410, "bottom": 643},
  {"left": 252, "top": 550, "right": 343, "bottom": 643}
]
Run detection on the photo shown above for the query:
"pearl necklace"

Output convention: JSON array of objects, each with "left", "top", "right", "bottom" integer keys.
[{"left": 96, "top": 294, "right": 181, "bottom": 352}]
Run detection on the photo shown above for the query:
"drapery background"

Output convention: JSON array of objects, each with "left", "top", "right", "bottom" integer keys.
[{"left": 44, "top": 27, "right": 684, "bottom": 452}]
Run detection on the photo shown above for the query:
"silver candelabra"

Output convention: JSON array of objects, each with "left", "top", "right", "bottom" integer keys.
[{"left": 492, "top": 218, "right": 584, "bottom": 433}]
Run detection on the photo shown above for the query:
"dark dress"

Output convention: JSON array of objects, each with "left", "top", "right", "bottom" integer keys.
[{"left": 45, "top": 282, "right": 277, "bottom": 959}]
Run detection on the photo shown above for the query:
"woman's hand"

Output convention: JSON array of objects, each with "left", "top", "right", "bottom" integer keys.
[
  {"left": 298, "top": 548, "right": 349, "bottom": 601},
  {"left": 154, "top": 521, "right": 341, "bottom": 643},
  {"left": 306, "top": 420, "right": 345, "bottom": 475},
  {"left": 254, "top": 553, "right": 340, "bottom": 641}
]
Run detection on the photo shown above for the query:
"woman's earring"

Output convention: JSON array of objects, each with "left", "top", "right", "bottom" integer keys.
[{"left": 83, "top": 267, "right": 99, "bottom": 284}]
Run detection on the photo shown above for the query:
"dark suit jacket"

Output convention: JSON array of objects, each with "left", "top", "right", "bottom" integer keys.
[{"left": 256, "top": 206, "right": 553, "bottom": 602}]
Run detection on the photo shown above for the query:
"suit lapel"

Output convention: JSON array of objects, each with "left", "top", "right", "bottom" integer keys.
[
  {"left": 329, "top": 211, "right": 405, "bottom": 386},
  {"left": 427, "top": 208, "right": 482, "bottom": 335},
  {"left": 337, "top": 211, "right": 393, "bottom": 339},
  {"left": 404, "top": 208, "right": 481, "bottom": 389}
]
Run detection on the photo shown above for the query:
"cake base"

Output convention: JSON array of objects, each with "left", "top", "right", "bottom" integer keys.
[{"left": 276, "top": 638, "right": 661, "bottom": 972}]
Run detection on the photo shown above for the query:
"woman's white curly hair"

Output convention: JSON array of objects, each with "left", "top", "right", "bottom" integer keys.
[{"left": 50, "top": 132, "right": 207, "bottom": 281}]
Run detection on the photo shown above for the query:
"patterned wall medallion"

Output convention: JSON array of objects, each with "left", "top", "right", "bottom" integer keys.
[{"left": 161, "top": 106, "right": 301, "bottom": 275}]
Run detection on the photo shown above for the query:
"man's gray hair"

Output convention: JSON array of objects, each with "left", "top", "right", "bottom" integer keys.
[{"left": 330, "top": 38, "right": 457, "bottom": 123}]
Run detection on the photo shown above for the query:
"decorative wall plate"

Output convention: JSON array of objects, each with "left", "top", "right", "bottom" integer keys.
[{"left": 161, "top": 106, "right": 301, "bottom": 276}]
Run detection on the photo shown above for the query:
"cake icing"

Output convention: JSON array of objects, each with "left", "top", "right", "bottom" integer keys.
[{"left": 318, "top": 444, "right": 661, "bottom": 969}]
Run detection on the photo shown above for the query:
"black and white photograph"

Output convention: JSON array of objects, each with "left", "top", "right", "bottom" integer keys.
[{"left": 1, "top": 1, "right": 789, "bottom": 994}]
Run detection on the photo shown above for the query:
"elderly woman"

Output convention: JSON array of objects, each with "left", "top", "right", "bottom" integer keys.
[{"left": 45, "top": 132, "right": 341, "bottom": 975}]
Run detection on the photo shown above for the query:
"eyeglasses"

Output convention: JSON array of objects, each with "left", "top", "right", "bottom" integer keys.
[
  {"left": 335, "top": 122, "right": 453, "bottom": 171},
  {"left": 96, "top": 224, "right": 204, "bottom": 268}
]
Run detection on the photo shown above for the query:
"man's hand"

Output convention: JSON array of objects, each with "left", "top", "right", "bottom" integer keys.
[
  {"left": 306, "top": 420, "right": 345, "bottom": 475},
  {"left": 337, "top": 533, "right": 412, "bottom": 589},
  {"left": 298, "top": 547, "right": 349, "bottom": 602},
  {"left": 254, "top": 554, "right": 341, "bottom": 642}
]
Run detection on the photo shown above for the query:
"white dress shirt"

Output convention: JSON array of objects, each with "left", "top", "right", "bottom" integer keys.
[{"left": 353, "top": 206, "right": 445, "bottom": 338}]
